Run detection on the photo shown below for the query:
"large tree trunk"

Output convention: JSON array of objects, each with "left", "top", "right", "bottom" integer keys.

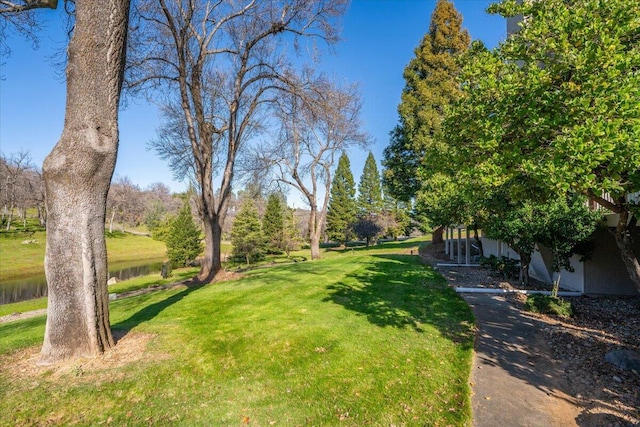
[
  {"left": 614, "top": 210, "right": 640, "bottom": 293},
  {"left": 39, "top": 0, "right": 130, "bottom": 365},
  {"left": 432, "top": 225, "right": 444, "bottom": 244},
  {"left": 198, "top": 214, "right": 222, "bottom": 283},
  {"left": 308, "top": 207, "right": 321, "bottom": 260},
  {"left": 518, "top": 252, "right": 531, "bottom": 286}
]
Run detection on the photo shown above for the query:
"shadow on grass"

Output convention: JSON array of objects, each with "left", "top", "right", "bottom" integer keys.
[
  {"left": 323, "top": 253, "right": 473, "bottom": 347},
  {"left": 112, "top": 282, "right": 205, "bottom": 337}
]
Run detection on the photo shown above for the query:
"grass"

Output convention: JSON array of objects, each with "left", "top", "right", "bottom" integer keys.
[
  {"left": 0, "top": 239, "right": 474, "bottom": 426},
  {"left": 0, "top": 231, "right": 167, "bottom": 282}
]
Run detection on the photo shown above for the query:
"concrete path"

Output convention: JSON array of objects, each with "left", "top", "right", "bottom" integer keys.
[{"left": 461, "top": 293, "right": 581, "bottom": 426}]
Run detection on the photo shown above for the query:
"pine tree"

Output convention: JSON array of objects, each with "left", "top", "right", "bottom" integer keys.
[
  {"left": 165, "top": 201, "right": 203, "bottom": 268},
  {"left": 382, "top": 0, "right": 469, "bottom": 201},
  {"left": 326, "top": 152, "right": 357, "bottom": 246},
  {"left": 263, "top": 193, "right": 285, "bottom": 254},
  {"left": 231, "top": 199, "right": 266, "bottom": 264},
  {"left": 358, "top": 152, "right": 383, "bottom": 217},
  {"left": 282, "top": 207, "right": 302, "bottom": 257}
]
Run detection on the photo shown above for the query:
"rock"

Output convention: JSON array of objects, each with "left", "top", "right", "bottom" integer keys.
[
  {"left": 613, "top": 375, "right": 623, "bottom": 383},
  {"left": 21, "top": 239, "right": 37, "bottom": 245},
  {"left": 107, "top": 277, "right": 118, "bottom": 285},
  {"left": 605, "top": 350, "right": 640, "bottom": 372}
]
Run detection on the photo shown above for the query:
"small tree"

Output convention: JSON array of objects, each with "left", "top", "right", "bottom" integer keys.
[
  {"left": 165, "top": 201, "right": 203, "bottom": 268},
  {"left": 231, "top": 199, "right": 266, "bottom": 265},
  {"left": 263, "top": 193, "right": 285, "bottom": 254},
  {"left": 538, "top": 195, "right": 602, "bottom": 295},
  {"left": 282, "top": 207, "right": 302, "bottom": 257},
  {"left": 352, "top": 216, "right": 383, "bottom": 248},
  {"left": 326, "top": 152, "right": 357, "bottom": 246},
  {"left": 482, "top": 196, "right": 540, "bottom": 285},
  {"left": 382, "top": 193, "right": 412, "bottom": 240},
  {"left": 357, "top": 152, "right": 383, "bottom": 217}
]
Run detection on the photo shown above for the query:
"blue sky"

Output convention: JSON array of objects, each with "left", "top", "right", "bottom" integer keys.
[{"left": 0, "top": 0, "right": 505, "bottom": 206}]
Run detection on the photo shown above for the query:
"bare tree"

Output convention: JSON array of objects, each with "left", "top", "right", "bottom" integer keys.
[
  {"left": 0, "top": 150, "right": 34, "bottom": 230},
  {"left": 263, "top": 75, "right": 369, "bottom": 259},
  {"left": 0, "top": 0, "right": 58, "bottom": 57},
  {"left": 107, "top": 175, "right": 145, "bottom": 232},
  {"left": 142, "top": 181, "right": 181, "bottom": 232},
  {"left": 130, "top": 0, "right": 347, "bottom": 282}
]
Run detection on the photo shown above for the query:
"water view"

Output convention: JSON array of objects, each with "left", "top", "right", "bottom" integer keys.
[{"left": 0, "top": 260, "right": 165, "bottom": 305}]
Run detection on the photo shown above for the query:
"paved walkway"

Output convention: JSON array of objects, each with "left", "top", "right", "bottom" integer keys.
[{"left": 460, "top": 293, "right": 581, "bottom": 426}]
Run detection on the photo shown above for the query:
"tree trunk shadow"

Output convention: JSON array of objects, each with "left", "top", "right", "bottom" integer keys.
[{"left": 112, "top": 282, "right": 204, "bottom": 340}]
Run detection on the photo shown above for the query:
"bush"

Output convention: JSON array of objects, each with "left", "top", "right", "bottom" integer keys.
[
  {"left": 525, "top": 294, "right": 573, "bottom": 317},
  {"left": 479, "top": 255, "right": 520, "bottom": 279}
]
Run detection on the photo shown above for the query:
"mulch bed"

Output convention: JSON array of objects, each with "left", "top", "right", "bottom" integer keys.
[{"left": 421, "top": 242, "right": 640, "bottom": 426}]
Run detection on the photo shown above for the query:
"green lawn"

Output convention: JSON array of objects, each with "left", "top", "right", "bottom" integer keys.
[{"left": 0, "top": 240, "right": 474, "bottom": 426}]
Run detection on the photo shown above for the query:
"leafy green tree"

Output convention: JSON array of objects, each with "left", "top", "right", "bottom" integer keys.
[
  {"left": 352, "top": 216, "right": 383, "bottom": 248},
  {"left": 538, "top": 195, "right": 602, "bottom": 294},
  {"left": 263, "top": 193, "right": 285, "bottom": 254},
  {"left": 166, "top": 201, "right": 203, "bottom": 268},
  {"left": 382, "top": 193, "right": 412, "bottom": 240},
  {"left": 358, "top": 152, "right": 383, "bottom": 216},
  {"left": 445, "top": 0, "right": 640, "bottom": 290},
  {"left": 326, "top": 152, "right": 357, "bottom": 246},
  {"left": 482, "top": 197, "right": 540, "bottom": 285},
  {"left": 231, "top": 199, "right": 266, "bottom": 265}
]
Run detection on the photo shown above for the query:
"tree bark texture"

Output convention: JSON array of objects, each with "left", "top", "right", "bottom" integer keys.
[
  {"left": 431, "top": 225, "right": 444, "bottom": 244},
  {"left": 614, "top": 210, "right": 640, "bottom": 294},
  {"left": 199, "top": 214, "right": 222, "bottom": 283},
  {"left": 39, "top": 0, "right": 130, "bottom": 365},
  {"left": 308, "top": 207, "right": 321, "bottom": 260}
]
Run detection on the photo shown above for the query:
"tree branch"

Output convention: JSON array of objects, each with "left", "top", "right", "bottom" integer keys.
[{"left": 0, "top": 0, "right": 57, "bottom": 14}]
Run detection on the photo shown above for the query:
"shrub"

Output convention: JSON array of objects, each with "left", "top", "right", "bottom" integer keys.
[
  {"left": 525, "top": 294, "right": 573, "bottom": 317},
  {"left": 479, "top": 255, "right": 520, "bottom": 279}
]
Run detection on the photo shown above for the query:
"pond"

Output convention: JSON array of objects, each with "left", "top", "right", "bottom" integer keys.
[{"left": 0, "top": 260, "right": 165, "bottom": 305}]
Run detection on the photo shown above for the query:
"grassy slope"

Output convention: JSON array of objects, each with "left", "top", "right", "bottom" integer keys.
[{"left": 0, "top": 239, "right": 474, "bottom": 426}]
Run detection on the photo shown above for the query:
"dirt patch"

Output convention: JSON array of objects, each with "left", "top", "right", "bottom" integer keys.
[
  {"left": 0, "top": 331, "right": 167, "bottom": 383},
  {"left": 422, "top": 242, "right": 640, "bottom": 426}
]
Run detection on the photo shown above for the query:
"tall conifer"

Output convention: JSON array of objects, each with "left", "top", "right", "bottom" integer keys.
[
  {"left": 358, "top": 152, "right": 383, "bottom": 216},
  {"left": 326, "top": 152, "right": 357, "bottom": 246},
  {"left": 263, "top": 193, "right": 285, "bottom": 253},
  {"left": 382, "top": 0, "right": 470, "bottom": 201}
]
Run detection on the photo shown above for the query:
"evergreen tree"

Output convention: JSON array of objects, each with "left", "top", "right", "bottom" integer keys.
[
  {"left": 382, "top": 0, "right": 470, "bottom": 236},
  {"left": 263, "top": 193, "right": 285, "bottom": 254},
  {"left": 165, "top": 201, "right": 203, "bottom": 268},
  {"left": 382, "top": 191, "right": 412, "bottom": 240},
  {"left": 357, "top": 152, "right": 383, "bottom": 216},
  {"left": 231, "top": 199, "right": 266, "bottom": 264},
  {"left": 282, "top": 207, "right": 302, "bottom": 257},
  {"left": 326, "top": 152, "right": 357, "bottom": 246}
]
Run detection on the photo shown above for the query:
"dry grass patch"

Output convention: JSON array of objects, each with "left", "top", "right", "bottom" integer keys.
[{"left": 1, "top": 332, "right": 167, "bottom": 384}]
